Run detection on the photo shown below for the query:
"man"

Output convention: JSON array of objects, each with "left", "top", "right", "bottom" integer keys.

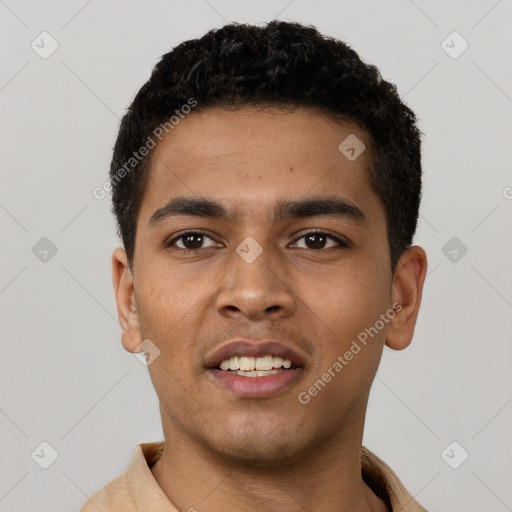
[{"left": 81, "top": 20, "right": 428, "bottom": 512}]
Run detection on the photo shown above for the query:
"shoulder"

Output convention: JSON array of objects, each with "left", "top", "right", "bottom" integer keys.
[
  {"left": 361, "top": 445, "right": 429, "bottom": 512},
  {"left": 79, "top": 470, "right": 136, "bottom": 512},
  {"left": 79, "top": 442, "right": 165, "bottom": 512}
]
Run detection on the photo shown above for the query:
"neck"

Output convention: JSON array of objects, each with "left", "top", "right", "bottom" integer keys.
[{"left": 150, "top": 418, "right": 389, "bottom": 512}]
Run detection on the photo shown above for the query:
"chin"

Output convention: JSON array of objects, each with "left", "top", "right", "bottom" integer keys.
[{"left": 210, "top": 428, "right": 311, "bottom": 469}]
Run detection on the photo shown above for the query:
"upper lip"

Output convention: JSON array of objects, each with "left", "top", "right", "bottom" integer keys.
[{"left": 204, "top": 340, "right": 306, "bottom": 369}]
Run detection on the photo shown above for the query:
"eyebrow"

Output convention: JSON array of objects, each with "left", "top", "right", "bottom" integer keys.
[{"left": 149, "top": 195, "right": 369, "bottom": 228}]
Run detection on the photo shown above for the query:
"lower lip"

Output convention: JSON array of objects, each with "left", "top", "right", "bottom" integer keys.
[{"left": 206, "top": 368, "right": 304, "bottom": 398}]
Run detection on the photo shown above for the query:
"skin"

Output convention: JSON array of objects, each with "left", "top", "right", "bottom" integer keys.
[{"left": 112, "top": 107, "right": 428, "bottom": 512}]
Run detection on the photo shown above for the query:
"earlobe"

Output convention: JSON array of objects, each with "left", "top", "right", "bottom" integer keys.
[
  {"left": 385, "top": 245, "right": 428, "bottom": 351},
  {"left": 112, "top": 247, "right": 142, "bottom": 353}
]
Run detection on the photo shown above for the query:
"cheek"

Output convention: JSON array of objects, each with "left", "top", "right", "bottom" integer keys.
[
  {"left": 135, "top": 265, "right": 200, "bottom": 351},
  {"left": 299, "top": 266, "right": 390, "bottom": 397},
  {"left": 301, "top": 259, "right": 387, "bottom": 339},
  {"left": 298, "top": 266, "right": 388, "bottom": 411}
]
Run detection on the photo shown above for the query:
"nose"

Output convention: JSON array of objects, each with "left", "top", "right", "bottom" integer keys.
[{"left": 214, "top": 245, "right": 296, "bottom": 322}]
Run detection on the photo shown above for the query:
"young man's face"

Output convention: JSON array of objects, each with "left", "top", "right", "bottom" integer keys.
[{"left": 113, "top": 107, "right": 426, "bottom": 465}]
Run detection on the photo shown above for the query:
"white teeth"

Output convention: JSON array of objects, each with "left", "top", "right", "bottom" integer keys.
[
  {"left": 219, "top": 359, "right": 231, "bottom": 371},
  {"left": 272, "top": 356, "right": 283, "bottom": 369},
  {"left": 219, "top": 356, "right": 239, "bottom": 371},
  {"left": 234, "top": 369, "right": 281, "bottom": 377},
  {"left": 218, "top": 355, "right": 293, "bottom": 372},
  {"left": 256, "top": 355, "right": 274, "bottom": 371},
  {"left": 239, "top": 357, "right": 255, "bottom": 371}
]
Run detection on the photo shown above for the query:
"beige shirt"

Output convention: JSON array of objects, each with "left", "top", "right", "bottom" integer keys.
[{"left": 80, "top": 442, "right": 427, "bottom": 512}]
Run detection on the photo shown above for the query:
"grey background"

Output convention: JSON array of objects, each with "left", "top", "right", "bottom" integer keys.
[{"left": 1, "top": 0, "right": 511, "bottom": 510}]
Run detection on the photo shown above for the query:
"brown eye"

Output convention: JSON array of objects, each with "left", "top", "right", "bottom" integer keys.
[
  {"left": 305, "top": 233, "right": 328, "bottom": 249},
  {"left": 181, "top": 233, "right": 205, "bottom": 249},
  {"left": 167, "top": 231, "right": 218, "bottom": 250},
  {"left": 291, "top": 231, "right": 347, "bottom": 250}
]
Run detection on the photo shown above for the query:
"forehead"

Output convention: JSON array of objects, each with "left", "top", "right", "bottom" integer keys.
[{"left": 139, "top": 107, "right": 382, "bottom": 226}]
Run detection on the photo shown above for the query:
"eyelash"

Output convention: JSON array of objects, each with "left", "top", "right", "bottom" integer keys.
[{"left": 165, "top": 229, "right": 348, "bottom": 252}]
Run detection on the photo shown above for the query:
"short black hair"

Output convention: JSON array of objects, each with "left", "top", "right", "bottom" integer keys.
[{"left": 110, "top": 20, "right": 423, "bottom": 274}]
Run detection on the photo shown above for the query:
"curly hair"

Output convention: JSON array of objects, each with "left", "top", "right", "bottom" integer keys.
[{"left": 110, "top": 20, "right": 423, "bottom": 274}]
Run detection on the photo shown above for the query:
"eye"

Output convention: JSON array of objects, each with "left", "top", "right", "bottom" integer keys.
[
  {"left": 165, "top": 229, "right": 348, "bottom": 252},
  {"left": 290, "top": 230, "right": 348, "bottom": 250},
  {"left": 166, "top": 230, "right": 220, "bottom": 251}
]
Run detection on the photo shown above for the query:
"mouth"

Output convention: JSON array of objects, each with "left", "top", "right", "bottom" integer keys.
[{"left": 204, "top": 340, "right": 306, "bottom": 398}]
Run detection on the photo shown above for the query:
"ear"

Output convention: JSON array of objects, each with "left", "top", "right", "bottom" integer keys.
[
  {"left": 112, "top": 247, "right": 142, "bottom": 353},
  {"left": 386, "top": 245, "right": 428, "bottom": 351}
]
